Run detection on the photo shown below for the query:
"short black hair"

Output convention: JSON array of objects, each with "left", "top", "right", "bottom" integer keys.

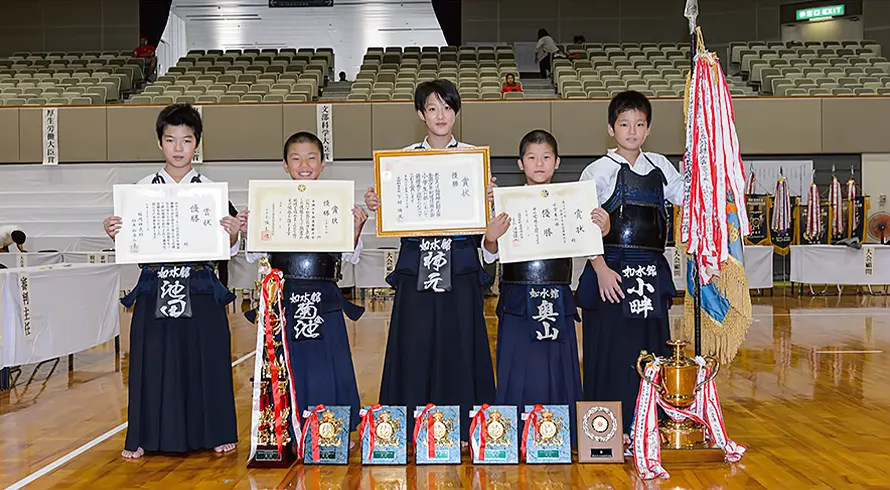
[
  {"left": 283, "top": 131, "right": 324, "bottom": 161},
  {"left": 11, "top": 230, "right": 25, "bottom": 244},
  {"left": 573, "top": 35, "right": 586, "bottom": 44},
  {"left": 505, "top": 72, "right": 515, "bottom": 79},
  {"left": 156, "top": 104, "right": 203, "bottom": 144},
  {"left": 608, "top": 90, "right": 652, "bottom": 128},
  {"left": 414, "top": 79, "right": 461, "bottom": 114},
  {"left": 519, "top": 130, "right": 559, "bottom": 159}
]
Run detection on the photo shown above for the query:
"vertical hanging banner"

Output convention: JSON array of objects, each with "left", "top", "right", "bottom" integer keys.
[
  {"left": 864, "top": 246, "right": 875, "bottom": 277},
  {"left": 317, "top": 104, "right": 334, "bottom": 162},
  {"left": 19, "top": 272, "right": 33, "bottom": 338},
  {"left": 43, "top": 107, "right": 59, "bottom": 165},
  {"left": 192, "top": 105, "right": 204, "bottom": 164}
]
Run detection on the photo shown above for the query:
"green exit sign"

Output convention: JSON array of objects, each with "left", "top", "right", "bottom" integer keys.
[{"left": 796, "top": 4, "right": 845, "bottom": 21}]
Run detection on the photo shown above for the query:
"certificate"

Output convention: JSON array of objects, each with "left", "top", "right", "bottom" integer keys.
[
  {"left": 113, "top": 183, "right": 230, "bottom": 265},
  {"left": 374, "top": 147, "right": 491, "bottom": 237},
  {"left": 493, "top": 181, "right": 603, "bottom": 264},
  {"left": 246, "top": 179, "right": 355, "bottom": 252}
]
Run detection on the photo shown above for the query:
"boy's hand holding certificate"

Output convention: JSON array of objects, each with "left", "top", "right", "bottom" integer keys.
[{"left": 493, "top": 181, "right": 603, "bottom": 263}]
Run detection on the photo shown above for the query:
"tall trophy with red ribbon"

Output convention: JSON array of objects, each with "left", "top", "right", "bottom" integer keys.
[{"left": 248, "top": 257, "right": 301, "bottom": 468}]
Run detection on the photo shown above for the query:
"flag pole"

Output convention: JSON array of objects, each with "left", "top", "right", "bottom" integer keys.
[{"left": 686, "top": 0, "right": 702, "bottom": 357}]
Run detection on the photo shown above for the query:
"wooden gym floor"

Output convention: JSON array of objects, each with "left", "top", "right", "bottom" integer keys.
[{"left": 2, "top": 291, "right": 890, "bottom": 489}]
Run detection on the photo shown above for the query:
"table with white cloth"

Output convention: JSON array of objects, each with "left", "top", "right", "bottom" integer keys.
[
  {"left": 0, "top": 263, "right": 121, "bottom": 390},
  {"left": 0, "top": 252, "right": 64, "bottom": 269},
  {"left": 61, "top": 251, "right": 142, "bottom": 291},
  {"left": 790, "top": 245, "right": 890, "bottom": 291}
]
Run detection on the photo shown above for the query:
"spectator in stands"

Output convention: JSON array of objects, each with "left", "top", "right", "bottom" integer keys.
[
  {"left": 501, "top": 73, "right": 523, "bottom": 94},
  {"left": 0, "top": 225, "right": 26, "bottom": 253},
  {"left": 134, "top": 37, "right": 157, "bottom": 82},
  {"left": 536, "top": 29, "right": 560, "bottom": 80},
  {"left": 338, "top": 71, "right": 348, "bottom": 82}
]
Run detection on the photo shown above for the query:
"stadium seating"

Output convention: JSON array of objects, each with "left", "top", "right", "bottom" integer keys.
[
  {"left": 347, "top": 45, "right": 520, "bottom": 101},
  {"left": 126, "top": 47, "right": 335, "bottom": 104},
  {"left": 728, "top": 40, "right": 888, "bottom": 96},
  {"left": 0, "top": 51, "right": 141, "bottom": 105}
]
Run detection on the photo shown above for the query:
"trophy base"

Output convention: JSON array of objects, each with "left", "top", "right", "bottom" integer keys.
[
  {"left": 660, "top": 419, "right": 705, "bottom": 449},
  {"left": 660, "top": 443, "right": 727, "bottom": 465},
  {"left": 247, "top": 445, "right": 298, "bottom": 468}
]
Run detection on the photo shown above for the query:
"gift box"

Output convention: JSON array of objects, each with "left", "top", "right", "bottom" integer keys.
[
  {"left": 521, "top": 404, "right": 572, "bottom": 464},
  {"left": 469, "top": 405, "right": 518, "bottom": 464},
  {"left": 302, "top": 405, "right": 351, "bottom": 464},
  {"left": 360, "top": 405, "right": 408, "bottom": 465},
  {"left": 414, "top": 404, "right": 461, "bottom": 465}
]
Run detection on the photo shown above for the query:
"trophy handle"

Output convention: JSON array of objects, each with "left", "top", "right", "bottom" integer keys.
[
  {"left": 694, "top": 355, "right": 720, "bottom": 393},
  {"left": 635, "top": 351, "right": 664, "bottom": 395}
]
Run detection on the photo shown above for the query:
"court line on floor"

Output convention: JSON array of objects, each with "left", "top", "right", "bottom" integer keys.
[
  {"left": 814, "top": 350, "right": 883, "bottom": 355},
  {"left": 4, "top": 350, "right": 257, "bottom": 490}
]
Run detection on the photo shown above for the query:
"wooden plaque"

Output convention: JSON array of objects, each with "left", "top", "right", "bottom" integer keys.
[{"left": 577, "top": 401, "right": 624, "bottom": 463}]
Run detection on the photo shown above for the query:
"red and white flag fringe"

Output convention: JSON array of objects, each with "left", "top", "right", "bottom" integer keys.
[
  {"left": 681, "top": 46, "right": 750, "bottom": 285},
  {"left": 847, "top": 178, "right": 858, "bottom": 231},
  {"left": 828, "top": 176, "right": 843, "bottom": 236},
  {"left": 771, "top": 177, "right": 791, "bottom": 233},
  {"left": 745, "top": 171, "right": 756, "bottom": 195},
  {"left": 806, "top": 183, "right": 822, "bottom": 239}
]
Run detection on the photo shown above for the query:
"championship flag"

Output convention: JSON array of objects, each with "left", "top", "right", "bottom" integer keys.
[
  {"left": 829, "top": 176, "right": 844, "bottom": 238},
  {"left": 806, "top": 183, "right": 823, "bottom": 240},
  {"left": 680, "top": 27, "right": 752, "bottom": 364}
]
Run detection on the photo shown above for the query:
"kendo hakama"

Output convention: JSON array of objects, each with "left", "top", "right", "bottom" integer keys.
[
  {"left": 270, "top": 252, "right": 364, "bottom": 432},
  {"left": 378, "top": 236, "right": 495, "bottom": 441},
  {"left": 494, "top": 258, "right": 582, "bottom": 445},
  {"left": 576, "top": 162, "right": 674, "bottom": 432},
  {"left": 122, "top": 263, "right": 238, "bottom": 453}
]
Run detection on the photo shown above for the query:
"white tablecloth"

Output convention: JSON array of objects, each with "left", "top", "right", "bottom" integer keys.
[
  {"left": 791, "top": 245, "right": 890, "bottom": 285},
  {"left": 61, "top": 251, "right": 142, "bottom": 291},
  {"left": 0, "top": 252, "right": 64, "bottom": 269},
  {"left": 0, "top": 263, "right": 120, "bottom": 370}
]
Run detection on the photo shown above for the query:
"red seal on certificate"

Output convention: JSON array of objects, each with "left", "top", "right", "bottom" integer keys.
[{"left": 261, "top": 231, "right": 272, "bottom": 241}]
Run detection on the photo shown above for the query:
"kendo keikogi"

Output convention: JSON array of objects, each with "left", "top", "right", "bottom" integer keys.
[{"left": 576, "top": 150, "right": 684, "bottom": 433}]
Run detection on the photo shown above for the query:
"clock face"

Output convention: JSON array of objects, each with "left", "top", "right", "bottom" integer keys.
[{"left": 592, "top": 415, "right": 609, "bottom": 433}]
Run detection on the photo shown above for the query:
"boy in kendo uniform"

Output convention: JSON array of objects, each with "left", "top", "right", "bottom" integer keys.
[
  {"left": 240, "top": 132, "right": 367, "bottom": 456},
  {"left": 575, "top": 91, "right": 685, "bottom": 440},
  {"left": 103, "top": 104, "right": 242, "bottom": 459},
  {"left": 364, "top": 80, "right": 497, "bottom": 442},
  {"left": 482, "top": 130, "right": 610, "bottom": 446}
]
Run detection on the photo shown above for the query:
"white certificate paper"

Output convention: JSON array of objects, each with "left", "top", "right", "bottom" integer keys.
[
  {"left": 246, "top": 179, "right": 355, "bottom": 252},
  {"left": 493, "top": 181, "right": 603, "bottom": 263},
  {"left": 113, "top": 183, "right": 230, "bottom": 265},
  {"left": 374, "top": 147, "right": 491, "bottom": 237}
]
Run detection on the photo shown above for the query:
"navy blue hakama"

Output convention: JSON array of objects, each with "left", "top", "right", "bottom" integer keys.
[{"left": 122, "top": 265, "right": 238, "bottom": 453}]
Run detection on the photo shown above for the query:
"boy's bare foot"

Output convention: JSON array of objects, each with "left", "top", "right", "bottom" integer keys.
[
  {"left": 214, "top": 443, "right": 236, "bottom": 454},
  {"left": 121, "top": 447, "right": 144, "bottom": 459}
]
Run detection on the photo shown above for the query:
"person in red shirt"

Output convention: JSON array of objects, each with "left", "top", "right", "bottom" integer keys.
[
  {"left": 501, "top": 73, "right": 523, "bottom": 94},
  {"left": 134, "top": 38, "right": 157, "bottom": 81}
]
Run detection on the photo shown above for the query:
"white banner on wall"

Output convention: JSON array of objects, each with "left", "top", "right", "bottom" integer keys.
[
  {"left": 745, "top": 160, "right": 814, "bottom": 197},
  {"left": 42, "top": 108, "right": 59, "bottom": 165},
  {"left": 317, "top": 104, "right": 334, "bottom": 162}
]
